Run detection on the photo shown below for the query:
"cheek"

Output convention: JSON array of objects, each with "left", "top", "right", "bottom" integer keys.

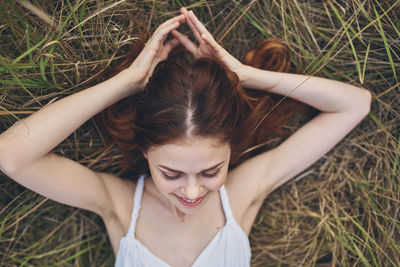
[
  {"left": 218, "top": 174, "right": 228, "bottom": 188},
  {"left": 148, "top": 164, "right": 170, "bottom": 191},
  {"left": 204, "top": 173, "right": 228, "bottom": 191},
  {"left": 152, "top": 174, "right": 179, "bottom": 193}
]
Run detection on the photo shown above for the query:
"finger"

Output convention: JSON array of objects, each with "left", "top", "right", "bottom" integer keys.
[
  {"left": 163, "top": 38, "right": 180, "bottom": 55},
  {"left": 180, "top": 8, "right": 202, "bottom": 42},
  {"left": 152, "top": 14, "right": 185, "bottom": 37},
  {"left": 187, "top": 10, "right": 214, "bottom": 42},
  {"left": 151, "top": 20, "right": 182, "bottom": 45},
  {"left": 160, "top": 13, "right": 186, "bottom": 28},
  {"left": 200, "top": 32, "right": 220, "bottom": 53},
  {"left": 171, "top": 29, "right": 197, "bottom": 54}
]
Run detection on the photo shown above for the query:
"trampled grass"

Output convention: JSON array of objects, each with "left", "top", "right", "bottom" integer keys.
[{"left": 1, "top": 0, "right": 399, "bottom": 266}]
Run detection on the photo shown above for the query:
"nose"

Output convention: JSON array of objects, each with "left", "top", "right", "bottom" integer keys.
[{"left": 183, "top": 176, "right": 202, "bottom": 199}]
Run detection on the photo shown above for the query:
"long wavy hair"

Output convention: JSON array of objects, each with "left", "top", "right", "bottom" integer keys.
[{"left": 94, "top": 35, "right": 316, "bottom": 180}]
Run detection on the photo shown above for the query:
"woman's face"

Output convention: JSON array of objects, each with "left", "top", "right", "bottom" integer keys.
[{"left": 144, "top": 136, "right": 231, "bottom": 215}]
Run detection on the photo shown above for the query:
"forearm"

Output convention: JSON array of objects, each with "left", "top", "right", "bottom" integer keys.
[
  {"left": 240, "top": 65, "right": 371, "bottom": 113},
  {"left": 0, "top": 69, "right": 139, "bottom": 171}
]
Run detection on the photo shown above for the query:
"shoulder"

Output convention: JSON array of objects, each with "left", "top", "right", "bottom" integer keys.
[
  {"left": 225, "top": 150, "right": 278, "bottom": 234},
  {"left": 97, "top": 173, "right": 143, "bottom": 254},
  {"left": 97, "top": 172, "right": 137, "bottom": 227}
]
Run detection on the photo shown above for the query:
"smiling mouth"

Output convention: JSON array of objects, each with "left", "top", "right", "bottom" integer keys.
[{"left": 173, "top": 193, "right": 208, "bottom": 207}]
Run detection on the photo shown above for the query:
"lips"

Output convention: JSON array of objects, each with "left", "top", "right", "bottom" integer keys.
[{"left": 173, "top": 193, "right": 208, "bottom": 207}]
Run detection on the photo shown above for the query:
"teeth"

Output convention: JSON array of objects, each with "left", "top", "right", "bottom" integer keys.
[{"left": 183, "top": 198, "right": 197, "bottom": 203}]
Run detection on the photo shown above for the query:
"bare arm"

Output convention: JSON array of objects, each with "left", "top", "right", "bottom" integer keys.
[
  {"left": 241, "top": 65, "right": 371, "bottom": 113},
  {"left": 225, "top": 64, "right": 370, "bottom": 232},
  {"left": 234, "top": 66, "right": 371, "bottom": 200},
  {"left": 229, "top": 70, "right": 371, "bottom": 232},
  {"left": 0, "top": 70, "right": 136, "bottom": 172},
  {"left": 0, "top": 70, "right": 137, "bottom": 217},
  {"left": 0, "top": 14, "right": 185, "bottom": 217}
]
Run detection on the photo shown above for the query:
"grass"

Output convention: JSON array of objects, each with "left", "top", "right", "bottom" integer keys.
[{"left": 1, "top": 0, "right": 399, "bottom": 266}]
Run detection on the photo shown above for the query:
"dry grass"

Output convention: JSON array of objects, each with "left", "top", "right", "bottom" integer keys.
[{"left": 1, "top": 0, "right": 399, "bottom": 266}]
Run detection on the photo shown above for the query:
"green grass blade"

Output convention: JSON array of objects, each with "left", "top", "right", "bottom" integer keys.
[
  {"left": 328, "top": 1, "right": 362, "bottom": 83},
  {"left": 0, "top": 57, "right": 42, "bottom": 106},
  {"left": 11, "top": 37, "right": 46, "bottom": 65},
  {"left": 361, "top": 42, "right": 370, "bottom": 84},
  {"left": 372, "top": 0, "right": 399, "bottom": 92}
]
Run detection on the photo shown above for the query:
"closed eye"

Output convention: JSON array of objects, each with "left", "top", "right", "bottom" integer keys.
[
  {"left": 161, "top": 169, "right": 220, "bottom": 181},
  {"left": 162, "top": 172, "right": 182, "bottom": 181},
  {"left": 202, "top": 169, "right": 220, "bottom": 178}
]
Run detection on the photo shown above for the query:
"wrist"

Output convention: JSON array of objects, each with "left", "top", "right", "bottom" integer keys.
[
  {"left": 237, "top": 65, "right": 283, "bottom": 92},
  {"left": 114, "top": 69, "right": 143, "bottom": 97},
  {"left": 236, "top": 64, "right": 251, "bottom": 88}
]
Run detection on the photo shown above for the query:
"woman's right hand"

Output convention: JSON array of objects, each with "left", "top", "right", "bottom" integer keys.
[
  {"left": 126, "top": 14, "right": 185, "bottom": 89},
  {"left": 172, "top": 8, "right": 246, "bottom": 80}
]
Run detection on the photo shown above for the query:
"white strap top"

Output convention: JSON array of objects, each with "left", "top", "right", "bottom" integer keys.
[{"left": 115, "top": 175, "right": 251, "bottom": 267}]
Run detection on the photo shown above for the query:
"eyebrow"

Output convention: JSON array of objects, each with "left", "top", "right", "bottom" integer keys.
[{"left": 158, "top": 161, "right": 225, "bottom": 173}]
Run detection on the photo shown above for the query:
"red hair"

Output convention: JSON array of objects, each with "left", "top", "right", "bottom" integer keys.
[{"left": 95, "top": 37, "right": 316, "bottom": 180}]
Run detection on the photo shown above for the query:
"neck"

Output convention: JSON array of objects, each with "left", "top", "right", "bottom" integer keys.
[{"left": 170, "top": 204, "right": 187, "bottom": 222}]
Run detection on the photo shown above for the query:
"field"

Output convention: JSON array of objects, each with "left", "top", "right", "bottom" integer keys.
[{"left": 0, "top": 0, "right": 399, "bottom": 266}]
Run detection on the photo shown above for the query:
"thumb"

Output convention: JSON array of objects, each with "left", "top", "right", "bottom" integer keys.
[
  {"left": 171, "top": 29, "right": 197, "bottom": 55},
  {"left": 164, "top": 38, "right": 180, "bottom": 55}
]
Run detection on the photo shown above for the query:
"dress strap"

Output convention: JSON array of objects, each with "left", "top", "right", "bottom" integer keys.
[
  {"left": 128, "top": 174, "right": 146, "bottom": 236},
  {"left": 219, "top": 184, "right": 235, "bottom": 224}
]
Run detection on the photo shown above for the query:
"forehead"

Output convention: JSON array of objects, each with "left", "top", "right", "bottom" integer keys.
[{"left": 147, "top": 137, "right": 230, "bottom": 170}]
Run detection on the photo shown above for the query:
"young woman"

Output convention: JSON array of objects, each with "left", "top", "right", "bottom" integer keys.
[{"left": 0, "top": 8, "right": 371, "bottom": 267}]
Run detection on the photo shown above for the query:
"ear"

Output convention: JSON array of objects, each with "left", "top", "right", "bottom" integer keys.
[{"left": 142, "top": 150, "right": 148, "bottom": 160}]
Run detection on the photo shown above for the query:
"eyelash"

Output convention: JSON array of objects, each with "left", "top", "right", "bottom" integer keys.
[{"left": 162, "top": 169, "right": 220, "bottom": 181}]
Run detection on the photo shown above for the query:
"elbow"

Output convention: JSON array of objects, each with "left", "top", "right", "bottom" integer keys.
[
  {"left": 0, "top": 152, "right": 19, "bottom": 175},
  {"left": 0, "top": 142, "right": 22, "bottom": 175},
  {"left": 0, "top": 123, "right": 22, "bottom": 174},
  {"left": 0, "top": 157, "right": 18, "bottom": 175},
  {"left": 352, "top": 88, "right": 371, "bottom": 116}
]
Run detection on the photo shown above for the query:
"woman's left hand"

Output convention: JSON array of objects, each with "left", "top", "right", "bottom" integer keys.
[
  {"left": 126, "top": 14, "right": 186, "bottom": 90},
  {"left": 172, "top": 8, "right": 245, "bottom": 76}
]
